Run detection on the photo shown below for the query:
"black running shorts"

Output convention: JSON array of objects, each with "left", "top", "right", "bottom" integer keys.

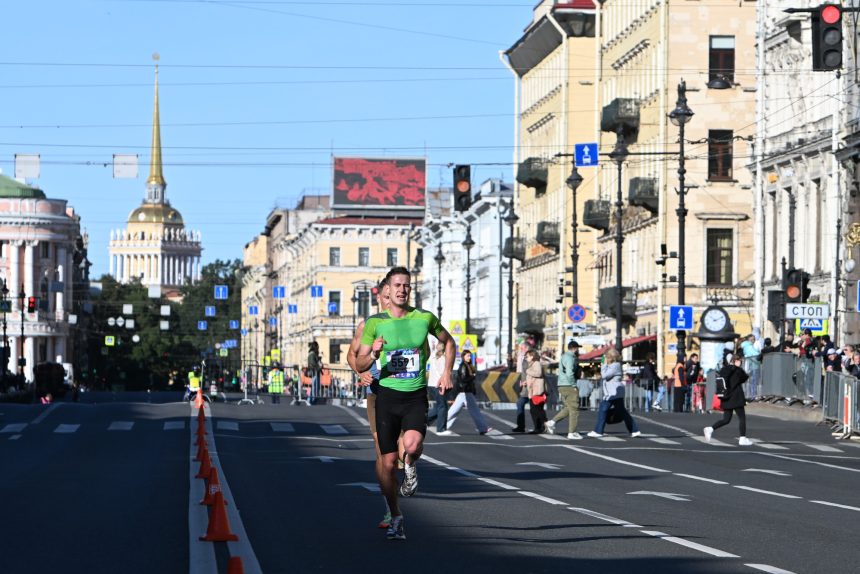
[{"left": 375, "top": 385, "right": 428, "bottom": 455}]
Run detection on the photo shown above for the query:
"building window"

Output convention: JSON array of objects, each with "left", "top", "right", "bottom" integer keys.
[
  {"left": 358, "top": 247, "right": 370, "bottom": 267},
  {"left": 329, "top": 340, "right": 342, "bottom": 364},
  {"left": 386, "top": 248, "right": 398, "bottom": 267},
  {"left": 328, "top": 290, "right": 341, "bottom": 316},
  {"left": 708, "top": 130, "right": 733, "bottom": 181},
  {"left": 329, "top": 247, "right": 341, "bottom": 267},
  {"left": 358, "top": 290, "right": 370, "bottom": 317},
  {"left": 706, "top": 229, "right": 733, "bottom": 286},
  {"left": 41, "top": 242, "right": 50, "bottom": 258},
  {"left": 709, "top": 36, "right": 735, "bottom": 83}
]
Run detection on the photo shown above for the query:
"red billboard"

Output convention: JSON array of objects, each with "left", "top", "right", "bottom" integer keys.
[{"left": 333, "top": 157, "right": 426, "bottom": 209}]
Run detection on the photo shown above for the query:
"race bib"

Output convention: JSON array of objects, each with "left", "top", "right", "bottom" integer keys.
[{"left": 385, "top": 348, "right": 420, "bottom": 379}]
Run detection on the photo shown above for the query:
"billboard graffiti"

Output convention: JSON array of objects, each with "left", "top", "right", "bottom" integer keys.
[{"left": 333, "top": 157, "right": 426, "bottom": 209}]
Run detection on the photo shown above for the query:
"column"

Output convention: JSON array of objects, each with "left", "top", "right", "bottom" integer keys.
[
  {"left": 182, "top": 257, "right": 188, "bottom": 284},
  {"left": 109, "top": 253, "right": 114, "bottom": 278},
  {"left": 155, "top": 254, "right": 160, "bottom": 284},
  {"left": 24, "top": 242, "right": 34, "bottom": 301},
  {"left": 10, "top": 241, "right": 19, "bottom": 311},
  {"left": 24, "top": 336, "right": 34, "bottom": 382},
  {"left": 56, "top": 246, "right": 67, "bottom": 314},
  {"left": 9, "top": 336, "right": 17, "bottom": 374},
  {"left": 54, "top": 336, "right": 66, "bottom": 364},
  {"left": 46, "top": 337, "right": 54, "bottom": 365}
]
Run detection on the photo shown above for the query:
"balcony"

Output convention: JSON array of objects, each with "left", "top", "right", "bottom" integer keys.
[
  {"left": 600, "top": 98, "right": 640, "bottom": 135},
  {"left": 517, "top": 308, "right": 547, "bottom": 334},
  {"left": 502, "top": 237, "right": 526, "bottom": 261},
  {"left": 535, "top": 221, "right": 560, "bottom": 251},
  {"left": 516, "top": 157, "right": 548, "bottom": 191},
  {"left": 628, "top": 177, "right": 658, "bottom": 213},
  {"left": 583, "top": 200, "right": 611, "bottom": 232},
  {"left": 598, "top": 287, "right": 637, "bottom": 324}
]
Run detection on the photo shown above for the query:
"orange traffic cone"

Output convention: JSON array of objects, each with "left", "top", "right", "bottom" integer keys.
[
  {"left": 226, "top": 557, "right": 245, "bottom": 574},
  {"left": 200, "top": 467, "right": 228, "bottom": 506},
  {"left": 195, "top": 442, "right": 208, "bottom": 462},
  {"left": 196, "top": 434, "right": 206, "bottom": 447},
  {"left": 198, "top": 406, "right": 206, "bottom": 422},
  {"left": 196, "top": 419, "right": 207, "bottom": 437},
  {"left": 195, "top": 452, "right": 213, "bottom": 479},
  {"left": 199, "top": 491, "right": 238, "bottom": 541},
  {"left": 194, "top": 388, "right": 204, "bottom": 409}
]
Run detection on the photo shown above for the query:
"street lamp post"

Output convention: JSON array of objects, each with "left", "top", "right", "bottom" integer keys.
[
  {"left": 18, "top": 284, "right": 25, "bottom": 380},
  {"left": 0, "top": 281, "right": 8, "bottom": 386},
  {"left": 566, "top": 164, "right": 584, "bottom": 305},
  {"left": 462, "top": 226, "right": 475, "bottom": 334},
  {"left": 434, "top": 245, "right": 445, "bottom": 319},
  {"left": 669, "top": 79, "right": 694, "bottom": 363},
  {"left": 351, "top": 290, "right": 358, "bottom": 389},
  {"left": 608, "top": 128, "right": 629, "bottom": 353},
  {"left": 503, "top": 204, "right": 519, "bottom": 370}
]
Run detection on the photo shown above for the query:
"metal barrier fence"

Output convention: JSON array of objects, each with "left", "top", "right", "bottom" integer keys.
[
  {"left": 821, "top": 371, "right": 859, "bottom": 438},
  {"left": 758, "top": 353, "right": 822, "bottom": 402}
]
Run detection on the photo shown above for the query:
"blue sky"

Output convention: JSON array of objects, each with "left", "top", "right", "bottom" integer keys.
[{"left": 1, "top": 0, "right": 530, "bottom": 276}]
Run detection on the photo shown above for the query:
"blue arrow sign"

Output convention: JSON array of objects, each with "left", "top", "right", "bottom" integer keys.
[
  {"left": 328, "top": 302, "right": 339, "bottom": 314},
  {"left": 240, "top": 328, "right": 248, "bottom": 337},
  {"left": 269, "top": 316, "right": 278, "bottom": 327},
  {"left": 669, "top": 305, "right": 694, "bottom": 330},
  {"left": 205, "top": 306, "right": 216, "bottom": 317},
  {"left": 311, "top": 285, "right": 323, "bottom": 298},
  {"left": 249, "top": 305, "right": 259, "bottom": 316},
  {"left": 273, "top": 285, "right": 286, "bottom": 299},
  {"left": 574, "top": 142, "right": 599, "bottom": 167},
  {"left": 229, "top": 320, "right": 239, "bottom": 330},
  {"left": 214, "top": 285, "right": 229, "bottom": 300},
  {"left": 288, "top": 304, "right": 298, "bottom": 314},
  {"left": 197, "top": 320, "right": 208, "bottom": 331}
]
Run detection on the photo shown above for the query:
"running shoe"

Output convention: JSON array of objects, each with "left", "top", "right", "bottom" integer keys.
[
  {"left": 703, "top": 427, "right": 713, "bottom": 442},
  {"left": 587, "top": 431, "right": 603, "bottom": 438},
  {"left": 567, "top": 432, "right": 583, "bottom": 440},
  {"left": 377, "top": 512, "right": 392, "bottom": 529},
  {"left": 386, "top": 515, "right": 405, "bottom": 540},
  {"left": 630, "top": 431, "right": 642, "bottom": 438},
  {"left": 545, "top": 420, "right": 556, "bottom": 433},
  {"left": 738, "top": 436, "right": 752, "bottom": 446},
  {"left": 436, "top": 430, "right": 454, "bottom": 436},
  {"left": 400, "top": 462, "right": 418, "bottom": 497}
]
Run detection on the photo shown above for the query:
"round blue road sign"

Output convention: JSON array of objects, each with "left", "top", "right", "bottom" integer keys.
[{"left": 568, "top": 304, "right": 586, "bottom": 323}]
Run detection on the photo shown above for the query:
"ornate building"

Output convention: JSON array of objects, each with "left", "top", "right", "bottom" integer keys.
[{"left": 108, "top": 68, "right": 202, "bottom": 293}]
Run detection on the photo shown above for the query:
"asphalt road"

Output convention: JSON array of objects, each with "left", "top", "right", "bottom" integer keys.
[{"left": 1, "top": 396, "right": 857, "bottom": 574}]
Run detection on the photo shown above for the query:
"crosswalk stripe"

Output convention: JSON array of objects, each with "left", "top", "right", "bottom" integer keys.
[
  {"left": 9, "top": 434, "right": 21, "bottom": 440},
  {"left": 755, "top": 442, "right": 789, "bottom": 450},
  {"left": 270, "top": 422, "right": 295, "bottom": 433},
  {"left": 488, "top": 433, "right": 514, "bottom": 441},
  {"left": 163, "top": 421, "right": 185, "bottom": 430},
  {"left": 649, "top": 437, "right": 680, "bottom": 445},
  {"left": 598, "top": 436, "right": 625, "bottom": 442},
  {"left": 54, "top": 424, "right": 79, "bottom": 434},
  {"left": 1, "top": 423, "right": 27, "bottom": 433},
  {"left": 321, "top": 424, "right": 348, "bottom": 435},
  {"left": 428, "top": 428, "right": 459, "bottom": 436},
  {"left": 691, "top": 436, "right": 733, "bottom": 447},
  {"left": 539, "top": 433, "right": 567, "bottom": 441},
  {"left": 108, "top": 421, "right": 134, "bottom": 431},
  {"left": 807, "top": 444, "right": 843, "bottom": 453},
  {"left": 217, "top": 421, "right": 239, "bottom": 431}
]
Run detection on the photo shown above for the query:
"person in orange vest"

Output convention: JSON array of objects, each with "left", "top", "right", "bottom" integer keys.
[{"left": 672, "top": 358, "right": 687, "bottom": 413}]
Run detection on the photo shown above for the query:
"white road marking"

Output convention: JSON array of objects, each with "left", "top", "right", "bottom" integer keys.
[
  {"left": 539, "top": 433, "right": 567, "bottom": 441},
  {"left": 338, "top": 482, "right": 380, "bottom": 492},
  {"left": 32, "top": 403, "right": 60, "bottom": 424},
  {"left": 691, "top": 436, "right": 734, "bottom": 447},
  {"left": 760, "top": 452, "right": 860, "bottom": 473},
  {"left": 674, "top": 473, "right": 728, "bottom": 485},
  {"left": 428, "top": 428, "right": 460, "bottom": 436},
  {"left": 598, "top": 436, "right": 625, "bottom": 442},
  {"left": 567, "top": 507, "right": 641, "bottom": 528},
  {"left": 321, "top": 424, "right": 348, "bottom": 435},
  {"left": 745, "top": 563, "right": 798, "bottom": 573},
  {"left": 188, "top": 419, "right": 216, "bottom": 574},
  {"left": 217, "top": 421, "right": 239, "bottom": 431},
  {"left": 754, "top": 442, "right": 789, "bottom": 450},
  {"left": 628, "top": 491, "right": 690, "bottom": 502},
  {"left": 301, "top": 456, "right": 341, "bottom": 464},
  {"left": 9, "top": 434, "right": 21, "bottom": 440},
  {"left": 270, "top": 422, "right": 295, "bottom": 433},
  {"left": 164, "top": 421, "right": 185, "bottom": 430},
  {"left": 518, "top": 491, "right": 567, "bottom": 505},
  {"left": 54, "top": 424, "right": 79, "bottom": 434},
  {"left": 1, "top": 423, "right": 27, "bottom": 433},
  {"left": 807, "top": 444, "right": 843, "bottom": 453},
  {"left": 108, "top": 421, "right": 134, "bottom": 431},
  {"left": 561, "top": 445, "right": 671, "bottom": 473},
  {"left": 477, "top": 477, "right": 518, "bottom": 490},
  {"left": 649, "top": 437, "right": 681, "bottom": 445},
  {"left": 810, "top": 500, "right": 860, "bottom": 512},
  {"left": 486, "top": 430, "right": 514, "bottom": 440},
  {"left": 742, "top": 469, "right": 791, "bottom": 477},
  {"left": 421, "top": 454, "right": 479, "bottom": 477},
  {"left": 334, "top": 405, "right": 370, "bottom": 427},
  {"left": 732, "top": 485, "right": 801, "bottom": 499},
  {"left": 640, "top": 530, "right": 739, "bottom": 558},
  {"left": 516, "top": 462, "right": 562, "bottom": 470}
]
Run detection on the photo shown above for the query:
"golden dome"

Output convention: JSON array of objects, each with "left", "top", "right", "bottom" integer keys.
[{"left": 127, "top": 203, "right": 183, "bottom": 224}]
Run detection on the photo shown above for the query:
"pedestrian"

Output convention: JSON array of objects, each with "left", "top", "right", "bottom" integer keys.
[
  {"left": 511, "top": 339, "right": 532, "bottom": 433},
  {"left": 307, "top": 341, "right": 322, "bottom": 404},
  {"left": 671, "top": 358, "right": 686, "bottom": 413},
  {"left": 545, "top": 340, "right": 582, "bottom": 439},
  {"left": 824, "top": 347, "right": 842, "bottom": 372},
  {"left": 704, "top": 354, "right": 752, "bottom": 446},
  {"left": 525, "top": 349, "right": 548, "bottom": 434},
  {"left": 446, "top": 350, "right": 491, "bottom": 434},
  {"left": 847, "top": 351, "right": 860, "bottom": 378},
  {"left": 588, "top": 348, "right": 641, "bottom": 438},
  {"left": 638, "top": 352, "right": 660, "bottom": 412},
  {"left": 425, "top": 341, "right": 453, "bottom": 435},
  {"left": 684, "top": 353, "right": 702, "bottom": 412},
  {"left": 740, "top": 333, "right": 762, "bottom": 399},
  {"left": 268, "top": 365, "right": 284, "bottom": 403}
]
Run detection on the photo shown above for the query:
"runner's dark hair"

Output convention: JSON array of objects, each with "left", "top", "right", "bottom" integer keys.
[{"left": 385, "top": 266, "right": 411, "bottom": 282}]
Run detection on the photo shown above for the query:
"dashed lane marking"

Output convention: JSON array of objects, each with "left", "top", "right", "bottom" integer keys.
[
  {"left": 753, "top": 442, "right": 789, "bottom": 450},
  {"left": 54, "top": 424, "right": 79, "bottom": 434},
  {"left": 9, "top": 434, "right": 21, "bottom": 440},
  {"left": 809, "top": 500, "right": 860, "bottom": 512},
  {"left": 32, "top": 404, "right": 60, "bottom": 424},
  {"left": 732, "top": 485, "right": 801, "bottom": 499},
  {"left": 649, "top": 437, "right": 681, "bottom": 445},
  {"left": 321, "top": 424, "right": 348, "bottom": 435},
  {"left": 806, "top": 444, "right": 843, "bottom": 453},
  {"left": 335, "top": 405, "right": 370, "bottom": 427},
  {"left": 217, "top": 421, "right": 239, "bottom": 431},
  {"left": 673, "top": 473, "right": 729, "bottom": 485},
  {"left": 1, "top": 423, "right": 27, "bottom": 433},
  {"left": 640, "top": 530, "right": 739, "bottom": 558},
  {"left": 163, "top": 421, "right": 185, "bottom": 430},
  {"left": 745, "top": 563, "right": 798, "bottom": 573},
  {"left": 108, "top": 421, "right": 134, "bottom": 431},
  {"left": 270, "top": 422, "right": 295, "bottom": 433}
]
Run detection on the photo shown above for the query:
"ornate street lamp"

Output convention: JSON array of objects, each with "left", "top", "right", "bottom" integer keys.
[
  {"left": 668, "top": 79, "right": 694, "bottom": 363},
  {"left": 608, "top": 128, "right": 629, "bottom": 354},
  {"left": 503, "top": 205, "right": 519, "bottom": 370},
  {"left": 462, "top": 226, "right": 475, "bottom": 334},
  {"left": 566, "top": 164, "right": 584, "bottom": 305},
  {"left": 434, "top": 245, "right": 445, "bottom": 320}
]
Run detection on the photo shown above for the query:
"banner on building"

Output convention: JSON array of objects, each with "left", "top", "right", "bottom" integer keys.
[{"left": 332, "top": 157, "right": 426, "bottom": 210}]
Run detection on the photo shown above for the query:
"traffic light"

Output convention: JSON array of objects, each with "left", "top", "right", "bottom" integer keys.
[
  {"left": 785, "top": 268, "right": 811, "bottom": 303},
  {"left": 812, "top": 4, "right": 843, "bottom": 71},
  {"left": 453, "top": 164, "right": 472, "bottom": 212},
  {"left": 371, "top": 286, "right": 379, "bottom": 305},
  {"left": 27, "top": 296, "right": 36, "bottom": 313}
]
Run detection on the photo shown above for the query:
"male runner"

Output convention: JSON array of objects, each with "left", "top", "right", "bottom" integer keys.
[
  {"left": 354, "top": 266, "right": 456, "bottom": 541},
  {"left": 346, "top": 279, "right": 394, "bottom": 528}
]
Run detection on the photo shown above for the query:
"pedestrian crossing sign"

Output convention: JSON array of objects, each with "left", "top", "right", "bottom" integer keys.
[
  {"left": 449, "top": 320, "right": 466, "bottom": 335},
  {"left": 104, "top": 335, "right": 115, "bottom": 347},
  {"left": 796, "top": 317, "right": 828, "bottom": 335},
  {"left": 459, "top": 334, "right": 478, "bottom": 353},
  {"left": 271, "top": 349, "right": 281, "bottom": 359},
  {"left": 219, "top": 348, "right": 228, "bottom": 357}
]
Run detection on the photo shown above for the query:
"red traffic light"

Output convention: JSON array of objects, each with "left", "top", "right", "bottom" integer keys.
[
  {"left": 822, "top": 4, "right": 841, "bottom": 24},
  {"left": 27, "top": 296, "right": 36, "bottom": 312}
]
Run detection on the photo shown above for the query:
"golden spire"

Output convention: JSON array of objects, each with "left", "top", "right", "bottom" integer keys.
[{"left": 146, "top": 56, "right": 165, "bottom": 188}]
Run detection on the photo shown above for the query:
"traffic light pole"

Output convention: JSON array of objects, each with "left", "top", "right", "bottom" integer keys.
[{"left": 779, "top": 258, "right": 787, "bottom": 348}]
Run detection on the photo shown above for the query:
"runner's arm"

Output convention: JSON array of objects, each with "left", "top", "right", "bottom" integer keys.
[
  {"left": 346, "top": 320, "right": 365, "bottom": 373},
  {"left": 434, "top": 328, "right": 457, "bottom": 391}
]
